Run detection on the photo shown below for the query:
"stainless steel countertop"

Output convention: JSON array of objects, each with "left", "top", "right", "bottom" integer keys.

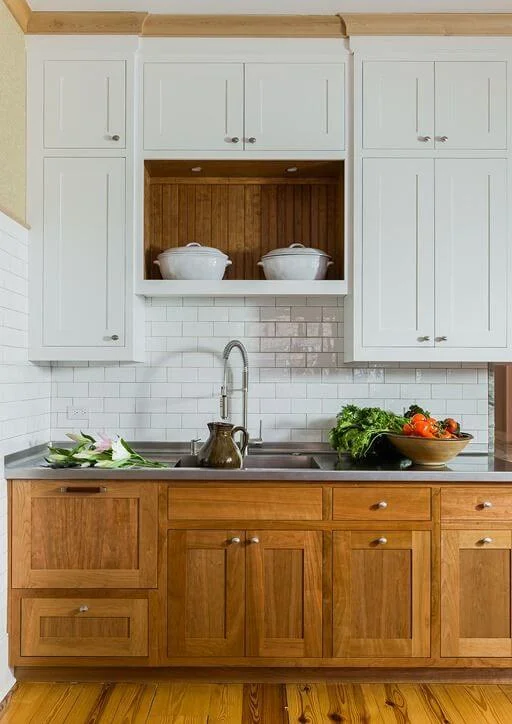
[{"left": 5, "top": 442, "right": 512, "bottom": 482}]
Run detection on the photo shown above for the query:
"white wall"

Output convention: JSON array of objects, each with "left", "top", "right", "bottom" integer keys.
[
  {"left": 50, "top": 296, "right": 489, "bottom": 451},
  {"left": 0, "top": 210, "right": 51, "bottom": 699}
]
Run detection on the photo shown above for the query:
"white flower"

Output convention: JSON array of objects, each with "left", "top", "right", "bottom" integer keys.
[{"left": 111, "top": 436, "right": 130, "bottom": 461}]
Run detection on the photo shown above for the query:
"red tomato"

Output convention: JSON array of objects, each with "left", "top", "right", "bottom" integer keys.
[
  {"left": 413, "top": 420, "right": 433, "bottom": 437},
  {"left": 444, "top": 418, "right": 460, "bottom": 434},
  {"left": 402, "top": 423, "right": 414, "bottom": 436},
  {"left": 411, "top": 413, "right": 427, "bottom": 424}
]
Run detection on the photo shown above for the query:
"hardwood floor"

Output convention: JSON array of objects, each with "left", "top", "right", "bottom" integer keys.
[{"left": 2, "top": 682, "right": 512, "bottom": 722}]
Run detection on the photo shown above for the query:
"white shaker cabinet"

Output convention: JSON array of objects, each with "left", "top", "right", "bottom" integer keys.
[
  {"left": 363, "top": 60, "right": 507, "bottom": 151},
  {"left": 43, "top": 60, "right": 126, "bottom": 149},
  {"left": 244, "top": 63, "right": 345, "bottom": 151},
  {"left": 362, "top": 158, "right": 435, "bottom": 348},
  {"left": 143, "top": 63, "right": 244, "bottom": 151},
  {"left": 33, "top": 157, "right": 136, "bottom": 358},
  {"left": 435, "top": 159, "right": 507, "bottom": 348}
]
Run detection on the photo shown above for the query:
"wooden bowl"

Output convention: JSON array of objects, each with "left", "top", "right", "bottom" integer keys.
[{"left": 386, "top": 433, "right": 473, "bottom": 466}]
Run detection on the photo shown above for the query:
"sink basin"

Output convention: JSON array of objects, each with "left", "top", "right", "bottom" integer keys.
[{"left": 175, "top": 453, "right": 320, "bottom": 470}]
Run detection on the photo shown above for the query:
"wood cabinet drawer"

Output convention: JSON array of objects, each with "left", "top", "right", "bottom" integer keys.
[
  {"left": 441, "top": 488, "right": 512, "bottom": 520},
  {"left": 168, "top": 486, "right": 323, "bottom": 521},
  {"left": 20, "top": 598, "right": 148, "bottom": 658},
  {"left": 333, "top": 488, "right": 431, "bottom": 521}
]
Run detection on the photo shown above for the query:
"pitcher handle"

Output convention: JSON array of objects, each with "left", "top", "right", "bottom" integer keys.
[{"left": 231, "top": 426, "right": 249, "bottom": 456}]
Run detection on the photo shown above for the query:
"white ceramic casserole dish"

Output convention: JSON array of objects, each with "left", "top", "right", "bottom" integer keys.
[
  {"left": 258, "top": 243, "right": 333, "bottom": 281},
  {"left": 154, "top": 243, "right": 232, "bottom": 280}
]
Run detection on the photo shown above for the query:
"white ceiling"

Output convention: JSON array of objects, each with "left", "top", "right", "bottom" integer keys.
[{"left": 26, "top": 0, "right": 512, "bottom": 13}]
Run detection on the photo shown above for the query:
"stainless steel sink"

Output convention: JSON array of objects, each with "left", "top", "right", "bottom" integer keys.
[{"left": 175, "top": 453, "right": 320, "bottom": 470}]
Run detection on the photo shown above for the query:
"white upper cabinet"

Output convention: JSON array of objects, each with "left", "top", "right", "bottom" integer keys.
[
  {"left": 362, "top": 158, "right": 435, "bottom": 348},
  {"left": 363, "top": 62, "right": 434, "bottom": 150},
  {"left": 244, "top": 63, "right": 345, "bottom": 151},
  {"left": 42, "top": 157, "right": 126, "bottom": 349},
  {"left": 43, "top": 60, "right": 126, "bottom": 149},
  {"left": 363, "top": 60, "right": 507, "bottom": 151},
  {"left": 435, "top": 62, "right": 507, "bottom": 150},
  {"left": 143, "top": 63, "right": 244, "bottom": 151},
  {"left": 435, "top": 159, "right": 507, "bottom": 348}
]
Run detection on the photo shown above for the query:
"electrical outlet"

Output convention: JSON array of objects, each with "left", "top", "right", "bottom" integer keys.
[{"left": 67, "top": 407, "right": 89, "bottom": 420}]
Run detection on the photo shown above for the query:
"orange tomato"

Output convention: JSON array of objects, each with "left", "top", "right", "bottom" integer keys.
[
  {"left": 413, "top": 420, "right": 433, "bottom": 437},
  {"left": 402, "top": 423, "right": 414, "bottom": 436},
  {"left": 411, "top": 413, "right": 427, "bottom": 424}
]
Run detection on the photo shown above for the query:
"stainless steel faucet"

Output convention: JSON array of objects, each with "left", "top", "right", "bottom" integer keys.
[{"left": 220, "top": 340, "right": 249, "bottom": 433}]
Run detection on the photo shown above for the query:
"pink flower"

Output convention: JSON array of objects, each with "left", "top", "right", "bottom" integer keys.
[{"left": 92, "top": 433, "right": 112, "bottom": 453}]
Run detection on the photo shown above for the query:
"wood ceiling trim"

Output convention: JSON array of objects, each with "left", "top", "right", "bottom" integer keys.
[
  {"left": 3, "top": 0, "right": 31, "bottom": 32},
  {"left": 141, "top": 14, "right": 344, "bottom": 37},
  {"left": 27, "top": 11, "right": 148, "bottom": 34},
  {"left": 342, "top": 13, "right": 512, "bottom": 36}
]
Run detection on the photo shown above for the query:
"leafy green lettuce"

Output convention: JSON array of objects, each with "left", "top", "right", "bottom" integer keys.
[{"left": 329, "top": 405, "right": 407, "bottom": 461}]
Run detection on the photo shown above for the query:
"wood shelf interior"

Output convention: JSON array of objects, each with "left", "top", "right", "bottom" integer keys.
[{"left": 143, "top": 160, "right": 344, "bottom": 281}]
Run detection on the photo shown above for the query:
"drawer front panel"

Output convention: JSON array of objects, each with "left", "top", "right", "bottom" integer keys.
[
  {"left": 168, "top": 486, "right": 323, "bottom": 520},
  {"left": 333, "top": 488, "right": 431, "bottom": 521},
  {"left": 441, "top": 489, "right": 512, "bottom": 520},
  {"left": 21, "top": 598, "right": 148, "bottom": 657}
]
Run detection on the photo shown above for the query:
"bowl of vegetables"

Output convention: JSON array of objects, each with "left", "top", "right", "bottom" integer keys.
[{"left": 386, "top": 409, "right": 472, "bottom": 466}]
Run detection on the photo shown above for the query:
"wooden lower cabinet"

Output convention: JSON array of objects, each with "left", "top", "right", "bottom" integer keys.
[
  {"left": 441, "top": 529, "right": 512, "bottom": 657},
  {"left": 167, "top": 529, "right": 322, "bottom": 659},
  {"left": 333, "top": 530, "right": 431, "bottom": 658}
]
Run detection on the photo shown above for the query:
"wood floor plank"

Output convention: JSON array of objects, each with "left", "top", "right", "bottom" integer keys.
[
  {"left": 241, "top": 684, "right": 288, "bottom": 723},
  {"left": 0, "top": 683, "right": 71, "bottom": 723},
  {"left": 147, "top": 683, "right": 212, "bottom": 722},
  {"left": 208, "top": 683, "right": 244, "bottom": 723},
  {"left": 428, "top": 684, "right": 512, "bottom": 724},
  {"left": 95, "top": 682, "right": 158, "bottom": 722}
]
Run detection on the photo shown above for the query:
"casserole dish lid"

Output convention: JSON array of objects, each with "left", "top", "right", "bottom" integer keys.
[
  {"left": 158, "top": 243, "right": 228, "bottom": 259},
  {"left": 261, "top": 243, "right": 330, "bottom": 259}
]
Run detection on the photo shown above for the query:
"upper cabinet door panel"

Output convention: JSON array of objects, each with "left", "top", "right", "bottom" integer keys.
[
  {"left": 43, "top": 158, "right": 126, "bottom": 348},
  {"left": 435, "top": 159, "right": 508, "bottom": 348},
  {"left": 44, "top": 60, "right": 126, "bottom": 149},
  {"left": 435, "top": 62, "right": 507, "bottom": 150},
  {"left": 362, "top": 158, "right": 435, "bottom": 347},
  {"left": 244, "top": 63, "right": 344, "bottom": 151},
  {"left": 362, "top": 61, "right": 434, "bottom": 150},
  {"left": 143, "top": 63, "right": 244, "bottom": 151}
]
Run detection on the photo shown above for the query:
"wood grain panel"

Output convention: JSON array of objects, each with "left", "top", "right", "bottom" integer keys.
[
  {"left": 27, "top": 11, "right": 147, "bottom": 34},
  {"left": 39, "top": 616, "right": 130, "bottom": 640},
  {"left": 142, "top": 14, "right": 344, "bottom": 37},
  {"left": 145, "top": 161, "right": 344, "bottom": 281},
  {"left": 3, "top": 0, "right": 31, "bottom": 32},
  {"left": 263, "top": 549, "right": 304, "bottom": 640},
  {"left": 442, "top": 489, "right": 512, "bottom": 520},
  {"left": 333, "top": 487, "right": 431, "bottom": 521},
  {"left": 168, "top": 486, "right": 323, "bottom": 521},
  {"left": 342, "top": 13, "right": 512, "bottom": 36}
]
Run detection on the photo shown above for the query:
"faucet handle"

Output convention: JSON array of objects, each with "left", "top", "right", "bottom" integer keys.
[{"left": 220, "top": 386, "right": 228, "bottom": 420}]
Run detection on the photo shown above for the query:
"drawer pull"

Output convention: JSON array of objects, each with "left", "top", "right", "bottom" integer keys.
[
  {"left": 375, "top": 501, "right": 388, "bottom": 509},
  {"left": 480, "top": 537, "right": 493, "bottom": 544},
  {"left": 60, "top": 486, "right": 107, "bottom": 494},
  {"left": 229, "top": 537, "right": 241, "bottom": 544},
  {"left": 375, "top": 537, "right": 388, "bottom": 545},
  {"left": 480, "top": 501, "right": 493, "bottom": 509},
  {"left": 78, "top": 605, "right": 89, "bottom": 613}
]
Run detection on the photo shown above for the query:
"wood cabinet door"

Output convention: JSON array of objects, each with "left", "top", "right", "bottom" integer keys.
[
  {"left": 435, "top": 159, "right": 507, "bottom": 349},
  {"left": 362, "top": 61, "right": 434, "bottom": 150},
  {"left": 333, "top": 531, "right": 431, "bottom": 658},
  {"left": 441, "top": 530, "right": 512, "bottom": 657},
  {"left": 167, "top": 530, "right": 245, "bottom": 657},
  {"left": 244, "top": 63, "right": 344, "bottom": 151},
  {"left": 362, "top": 158, "right": 435, "bottom": 348},
  {"left": 435, "top": 62, "right": 507, "bottom": 150},
  {"left": 11, "top": 481, "right": 158, "bottom": 589},
  {"left": 42, "top": 157, "right": 126, "bottom": 348},
  {"left": 20, "top": 597, "right": 148, "bottom": 658},
  {"left": 143, "top": 63, "right": 244, "bottom": 151},
  {"left": 43, "top": 60, "right": 126, "bottom": 149},
  {"left": 246, "top": 530, "right": 322, "bottom": 658}
]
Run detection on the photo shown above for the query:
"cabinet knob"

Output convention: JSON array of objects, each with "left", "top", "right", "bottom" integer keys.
[
  {"left": 111, "top": 334, "right": 119, "bottom": 341},
  {"left": 418, "top": 136, "right": 431, "bottom": 142},
  {"left": 481, "top": 501, "right": 493, "bottom": 509},
  {"left": 376, "top": 501, "right": 388, "bottom": 509},
  {"left": 110, "top": 134, "right": 120, "bottom": 141},
  {"left": 249, "top": 537, "right": 260, "bottom": 544},
  {"left": 247, "top": 137, "right": 257, "bottom": 144},
  {"left": 230, "top": 536, "right": 241, "bottom": 544},
  {"left": 438, "top": 135, "right": 449, "bottom": 142},
  {"left": 79, "top": 605, "right": 89, "bottom": 613},
  {"left": 230, "top": 137, "right": 240, "bottom": 143},
  {"left": 480, "top": 537, "right": 493, "bottom": 544},
  {"left": 436, "top": 336, "right": 447, "bottom": 342},
  {"left": 375, "top": 537, "right": 388, "bottom": 545},
  {"left": 418, "top": 335, "right": 430, "bottom": 342}
]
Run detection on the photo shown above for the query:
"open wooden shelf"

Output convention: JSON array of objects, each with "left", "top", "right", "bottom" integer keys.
[{"left": 142, "top": 160, "right": 346, "bottom": 295}]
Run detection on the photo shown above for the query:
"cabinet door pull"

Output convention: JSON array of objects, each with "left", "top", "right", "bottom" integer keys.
[
  {"left": 376, "top": 501, "right": 388, "bottom": 509},
  {"left": 60, "top": 486, "right": 107, "bottom": 494},
  {"left": 79, "top": 605, "right": 89, "bottom": 613},
  {"left": 437, "top": 135, "right": 449, "bottom": 142},
  {"left": 418, "top": 135, "right": 431, "bottom": 142},
  {"left": 230, "top": 537, "right": 241, "bottom": 544},
  {"left": 249, "top": 537, "right": 260, "bottom": 544},
  {"left": 480, "top": 537, "right": 493, "bottom": 544},
  {"left": 480, "top": 501, "right": 493, "bottom": 509},
  {"left": 375, "top": 537, "right": 388, "bottom": 545}
]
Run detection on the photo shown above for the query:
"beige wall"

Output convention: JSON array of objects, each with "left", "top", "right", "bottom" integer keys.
[{"left": 0, "top": 2, "right": 25, "bottom": 224}]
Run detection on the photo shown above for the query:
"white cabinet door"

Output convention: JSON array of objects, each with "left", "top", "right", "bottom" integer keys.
[
  {"left": 244, "top": 63, "right": 344, "bottom": 151},
  {"left": 435, "top": 62, "right": 507, "bottom": 150},
  {"left": 435, "top": 159, "right": 507, "bottom": 348},
  {"left": 362, "top": 158, "right": 435, "bottom": 348},
  {"left": 143, "top": 63, "right": 244, "bottom": 151},
  {"left": 362, "top": 61, "right": 434, "bottom": 150},
  {"left": 43, "top": 158, "right": 126, "bottom": 348},
  {"left": 43, "top": 60, "right": 126, "bottom": 149}
]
